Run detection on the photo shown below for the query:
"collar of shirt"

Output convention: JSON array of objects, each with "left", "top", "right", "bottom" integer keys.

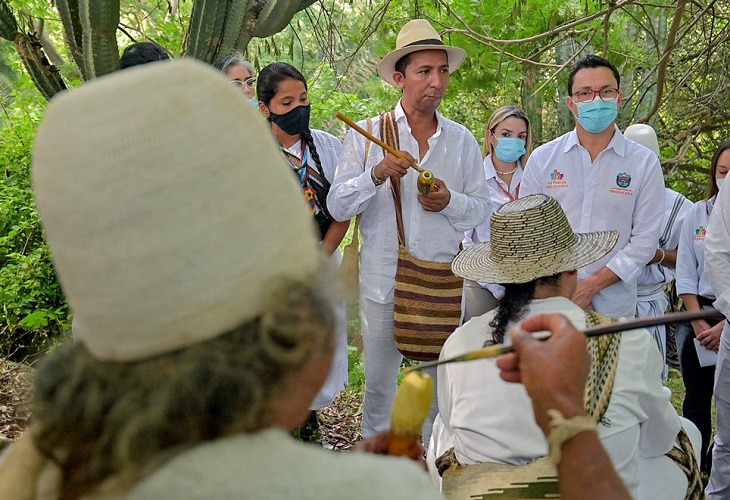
[
  {"left": 563, "top": 124, "right": 626, "bottom": 157},
  {"left": 394, "top": 100, "right": 443, "bottom": 145},
  {"left": 483, "top": 155, "right": 523, "bottom": 184}
]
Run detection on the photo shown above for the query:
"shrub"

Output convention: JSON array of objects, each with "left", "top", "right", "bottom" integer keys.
[{"left": 0, "top": 80, "right": 69, "bottom": 360}]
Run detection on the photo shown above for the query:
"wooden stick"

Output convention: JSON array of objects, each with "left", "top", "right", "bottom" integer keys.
[
  {"left": 404, "top": 309, "right": 724, "bottom": 373},
  {"left": 335, "top": 112, "right": 425, "bottom": 173}
]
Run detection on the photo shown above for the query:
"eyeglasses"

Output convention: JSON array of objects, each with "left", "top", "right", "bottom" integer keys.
[
  {"left": 571, "top": 87, "right": 619, "bottom": 103},
  {"left": 231, "top": 77, "right": 256, "bottom": 89}
]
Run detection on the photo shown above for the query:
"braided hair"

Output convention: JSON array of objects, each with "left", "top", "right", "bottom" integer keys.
[{"left": 488, "top": 273, "right": 561, "bottom": 345}]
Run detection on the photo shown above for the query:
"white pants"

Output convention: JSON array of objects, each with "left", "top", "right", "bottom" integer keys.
[
  {"left": 636, "top": 292, "right": 669, "bottom": 383},
  {"left": 707, "top": 322, "right": 730, "bottom": 498},
  {"left": 360, "top": 298, "right": 439, "bottom": 446},
  {"left": 461, "top": 279, "right": 499, "bottom": 324}
]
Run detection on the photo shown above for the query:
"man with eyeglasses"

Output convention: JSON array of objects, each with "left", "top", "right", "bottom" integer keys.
[{"left": 521, "top": 54, "right": 665, "bottom": 319}]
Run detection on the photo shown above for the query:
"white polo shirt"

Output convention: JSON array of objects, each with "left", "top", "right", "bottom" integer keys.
[
  {"left": 677, "top": 197, "right": 717, "bottom": 299},
  {"left": 520, "top": 127, "right": 665, "bottom": 318}
]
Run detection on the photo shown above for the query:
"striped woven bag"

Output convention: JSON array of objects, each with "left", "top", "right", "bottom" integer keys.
[{"left": 380, "top": 111, "right": 462, "bottom": 361}]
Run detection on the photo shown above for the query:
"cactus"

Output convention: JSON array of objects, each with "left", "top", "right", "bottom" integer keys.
[
  {"left": 79, "top": 0, "right": 120, "bottom": 78},
  {"left": 4, "top": 0, "right": 315, "bottom": 100},
  {"left": 56, "top": 0, "right": 86, "bottom": 80},
  {"left": 249, "top": 0, "right": 316, "bottom": 38},
  {"left": 186, "top": 0, "right": 228, "bottom": 63},
  {"left": 0, "top": 0, "right": 18, "bottom": 41},
  {"left": 218, "top": 0, "right": 252, "bottom": 60},
  {"left": 14, "top": 33, "right": 67, "bottom": 100}
]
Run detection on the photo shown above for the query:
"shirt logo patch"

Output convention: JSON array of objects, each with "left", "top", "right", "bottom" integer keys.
[
  {"left": 616, "top": 172, "right": 631, "bottom": 188},
  {"left": 546, "top": 169, "right": 568, "bottom": 189},
  {"left": 694, "top": 226, "right": 706, "bottom": 240},
  {"left": 609, "top": 172, "right": 634, "bottom": 196}
]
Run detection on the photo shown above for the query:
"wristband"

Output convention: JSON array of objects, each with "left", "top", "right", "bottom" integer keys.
[
  {"left": 547, "top": 409, "right": 596, "bottom": 465},
  {"left": 657, "top": 248, "right": 665, "bottom": 265}
]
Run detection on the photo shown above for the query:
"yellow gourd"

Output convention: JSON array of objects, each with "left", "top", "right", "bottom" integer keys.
[
  {"left": 416, "top": 171, "right": 435, "bottom": 194},
  {"left": 387, "top": 370, "right": 433, "bottom": 458}
]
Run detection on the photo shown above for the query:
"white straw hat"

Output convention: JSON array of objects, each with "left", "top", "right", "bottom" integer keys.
[
  {"left": 452, "top": 195, "right": 618, "bottom": 284},
  {"left": 378, "top": 19, "right": 466, "bottom": 85},
  {"left": 624, "top": 124, "right": 660, "bottom": 157},
  {"left": 32, "top": 59, "right": 322, "bottom": 361}
]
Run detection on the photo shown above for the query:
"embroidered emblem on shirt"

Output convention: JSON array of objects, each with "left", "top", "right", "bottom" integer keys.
[
  {"left": 616, "top": 173, "right": 631, "bottom": 188},
  {"left": 609, "top": 172, "right": 634, "bottom": 196},
  {"left": 546, "top": 169, "right": 568, "bottom": 189},
  {"left": 694, "top": 226, "right": 706, "bottom": 240}
]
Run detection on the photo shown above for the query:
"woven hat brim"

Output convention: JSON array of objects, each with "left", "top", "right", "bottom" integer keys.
[
  {"left": 452, "top": 230, "right": 619, "bottom": 284},
  {"left": 377, "top": 45, "right": 466, "bottom": 85}
]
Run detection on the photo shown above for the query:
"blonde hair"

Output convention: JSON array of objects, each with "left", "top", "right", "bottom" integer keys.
[
  {"left": 483, "top": 105, "right": 533, "bottom": 164},
  {"left": 32, "top": 278, "right": 334, "bottom": 498}
]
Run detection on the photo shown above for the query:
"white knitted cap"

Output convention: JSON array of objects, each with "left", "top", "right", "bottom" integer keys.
[{"left": 32, "top": 59, "right": 321, "bottom": 361}]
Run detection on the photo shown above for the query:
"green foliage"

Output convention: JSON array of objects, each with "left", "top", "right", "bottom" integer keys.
[{"left": 0, "top": 74, "right": 68, "bottom": 359}]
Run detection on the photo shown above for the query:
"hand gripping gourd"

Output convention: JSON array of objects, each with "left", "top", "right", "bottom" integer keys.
[{"left": 336, "top": 112, "right": 435, "bottom": 194}]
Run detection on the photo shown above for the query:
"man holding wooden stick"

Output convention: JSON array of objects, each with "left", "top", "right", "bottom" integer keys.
[{"left": 327, "top": 19, "right": 490, "bottom": 445}]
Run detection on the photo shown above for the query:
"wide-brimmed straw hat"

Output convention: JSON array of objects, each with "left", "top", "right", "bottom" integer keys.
[
  {"left": 452, "top": 195, "right": 618, "bottom": 284},
  {"left": 378, "top": 19, "right": 466, "bottom": 85},
  {"left": 624, "top": 124, "right": 660, "bottom": 157},
  {"left": 32, "top": 59, "right": 321, "bottom": 362}
]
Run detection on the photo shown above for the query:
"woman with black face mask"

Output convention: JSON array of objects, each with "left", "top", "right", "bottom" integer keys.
[{"left": 256, "top": 62, "right": 349, "bottom": 435}]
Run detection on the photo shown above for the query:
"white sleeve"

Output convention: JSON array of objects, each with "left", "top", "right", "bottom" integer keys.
[
  {"left": 676, "top": 204, "right": 701, "bottom": 296},
  {"left": 706, "top": 185, "right": 730, "bottom": 316}
]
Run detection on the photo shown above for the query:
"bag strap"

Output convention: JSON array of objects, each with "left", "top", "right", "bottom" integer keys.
[
  {"left": 346, "top": 118, "right": 373, "bottom": 250},
  {"left": 666, "top": 428, "right": 704, "bottom": 499},
  {"left": 379, "top": 111, "right": 406, "bottom": 247},
  {"left": 583, "top": 310, "right": 622, "bottom": 424}
]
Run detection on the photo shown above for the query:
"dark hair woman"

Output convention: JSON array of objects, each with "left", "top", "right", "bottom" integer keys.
[{"left": 256, "top": 62, "right": 349, "bottom": 420}]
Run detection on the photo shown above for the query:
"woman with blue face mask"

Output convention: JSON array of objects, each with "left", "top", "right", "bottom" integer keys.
[
  {"left": 461, "top": 105, "right": 532, "bottom": 322},
  {"left": 257, "top": 62, "right": 350, "bottom": 440}
]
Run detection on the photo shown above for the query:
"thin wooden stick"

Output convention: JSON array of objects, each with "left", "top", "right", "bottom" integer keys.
[
  {"left": 404, "top": 309, "right": 724, "bottom": 373},
  {"left": 335, "top": 112, "right": 425, "bottom": 173}
]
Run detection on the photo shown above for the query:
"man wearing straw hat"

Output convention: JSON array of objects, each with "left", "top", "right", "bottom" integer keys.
[
  {"left": 428, "top": 194, "right": 701, "bottom": 499},
  {"left": 327, "top": 19, "right": 490, "bottom": 443},
  {"left": 0, "top": 59, "right": 442, "bottom": 499},
  {"left": 521, "top": 55, "right": 665, "bottom": 320}
]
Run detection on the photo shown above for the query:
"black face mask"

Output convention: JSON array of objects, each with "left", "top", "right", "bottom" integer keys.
[{"left": 268, "top": 104, "right": 311, "bottom": 136}]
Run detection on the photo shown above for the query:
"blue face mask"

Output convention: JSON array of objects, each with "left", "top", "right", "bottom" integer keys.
[
  {"left": 494, "top": 137, "right": 526, "bottom": 163},
  {"left": 250, "top": 96, "right": 259, "bottom": 107},
  {"left": 575, "top": 98, "right": 618, "bottom": 133}
]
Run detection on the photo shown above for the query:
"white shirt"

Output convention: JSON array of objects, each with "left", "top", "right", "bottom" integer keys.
[
  {"left": 636, "top": 188, "right": 692, "bottom": 296},
  {"left": 462, "top": 155, "right": 522, "bottom": 299},
  {"left": 520, "top": 128, "right": 665, "bottom": 318},
  {"left": 327, "top": 101, "right": 491, "bottom": 303},
  {"left": 125, "top": 429, "right": 442, "bottom": 499},
  {"left": 707, "top": 184, "right": 730, "bottom": 316},
  {"left": 676, "top": 198, "right": 716, "bottom": 299},
  {"left": 430, "top": 296, "right": 681, "bottom": 497}
]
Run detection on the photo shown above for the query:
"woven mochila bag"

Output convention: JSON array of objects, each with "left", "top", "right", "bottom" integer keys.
[{"left": 380, "top": 111, "right": 462, "bottom": 361}]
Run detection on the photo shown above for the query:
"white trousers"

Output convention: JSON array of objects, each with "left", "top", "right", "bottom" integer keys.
[
  {"left": 707, "top": 322, "right": 730, "bottom": 498},
  {"left": 636, "top": 292, "right": 669, "bottom": 383},
  {"left": 360, "top": 298, "right": 439, "bottom": 446}
]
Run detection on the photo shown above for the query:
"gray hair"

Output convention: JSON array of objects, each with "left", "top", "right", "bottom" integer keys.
[
  {"left": 31, "top": 277, "right": 334, "bottom": 497},
  {"left": 214, "top": 51, "right": 255, "bottom": 77}
]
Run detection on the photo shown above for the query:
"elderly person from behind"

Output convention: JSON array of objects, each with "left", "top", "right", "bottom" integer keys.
[
  {"left": 428, "top": 195, "right": 701, "bottom": 499},
  {"left": 0, "top": 60, "right": 439, "bottom": 499}
]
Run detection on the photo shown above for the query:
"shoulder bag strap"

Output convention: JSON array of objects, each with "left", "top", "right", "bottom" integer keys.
[
  {"left": 583, "top": 310, "right": 622, "bottom": 424},
  {"left": 379, "top": 111, "right": 406, "bottom": 247}
]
